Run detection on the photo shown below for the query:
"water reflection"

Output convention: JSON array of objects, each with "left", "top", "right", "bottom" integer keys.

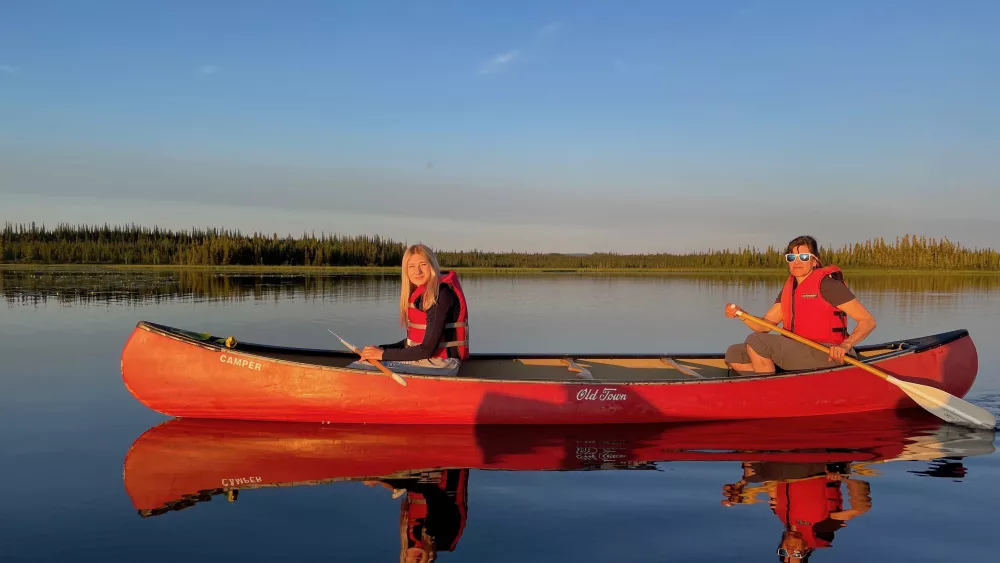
[
  {"left": 123, "top": 410, "right": 994, "bottom": 561},
  {"left": 364, "top": 470, "right": 468, "bottom": 563},
  {"left": 723, "top": 461, "right": 874, "bottom": 561},
  {"left": 0, "top": 268, "right": 397, "bottom": 306},
  {"left": 3, "top": 268, "right": 999, "bottom": 308}
]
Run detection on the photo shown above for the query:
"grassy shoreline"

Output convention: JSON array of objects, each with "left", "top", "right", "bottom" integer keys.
[{"left": 1, "top": 263, "right": 998, "bottom": 276}]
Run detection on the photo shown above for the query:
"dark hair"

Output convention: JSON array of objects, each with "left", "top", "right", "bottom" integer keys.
[
  {"left": 785, "top": 235, "right": 819, "bottom": 256},
  {"left": 776, "top": 532, "right": 814, "bottom": 562}
]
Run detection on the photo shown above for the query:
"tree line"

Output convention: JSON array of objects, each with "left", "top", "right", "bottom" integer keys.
[{"left": 2, "top": 222, "right": 998, "bottom": 271}]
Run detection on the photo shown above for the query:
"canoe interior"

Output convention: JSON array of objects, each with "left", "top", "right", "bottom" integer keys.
[{"left": 139, "top": 322, "right": 967, "bottom": 384}]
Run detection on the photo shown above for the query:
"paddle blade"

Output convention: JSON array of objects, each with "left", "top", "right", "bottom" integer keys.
[
  {"left": 327, "top": 329, "right": 359, "bottom": 353},
  {"left": 891, "top": 424, "right": 996, "bottom": 462},
  {"left": 385, "top": 367, "right": 408, "bottom": 387},
  {"left": 889, "top": 376, "right": 997, "bottom": 430}
]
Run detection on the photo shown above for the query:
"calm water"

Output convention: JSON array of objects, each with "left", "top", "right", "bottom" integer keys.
[{"left": 1, "top": 268, "right": 998, "bottom": 562}]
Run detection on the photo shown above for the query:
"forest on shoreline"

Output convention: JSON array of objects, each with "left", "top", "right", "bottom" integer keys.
[{"left": 2, "top": 222, "right": 998, "bottom": 271}]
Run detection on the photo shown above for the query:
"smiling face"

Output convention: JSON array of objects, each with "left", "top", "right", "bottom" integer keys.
[
  {"left": 787, "top": 243, "right": 819, "bottom": 279},
  {"left": 406, "top": 253, "right": 433, "bottom": 287}
]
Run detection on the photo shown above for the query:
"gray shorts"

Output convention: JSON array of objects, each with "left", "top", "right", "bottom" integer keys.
[{"left": 725, "top": 333, "right": 856, "bottom": 372}]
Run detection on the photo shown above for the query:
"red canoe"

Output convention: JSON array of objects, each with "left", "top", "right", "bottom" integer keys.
[
  {"left": 123, "top": 410, "right": 996, "bottom": 517},
  {"left": 120, "top": 321, "right": 979, "bottom": 424}
]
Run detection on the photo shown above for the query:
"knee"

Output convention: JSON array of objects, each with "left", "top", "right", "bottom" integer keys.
[
  {"left": 744, "top": 334, "right": 771, "bottom": 359},
  {"left": 725, "top": 343, "right": 749, "bottom": 364}
]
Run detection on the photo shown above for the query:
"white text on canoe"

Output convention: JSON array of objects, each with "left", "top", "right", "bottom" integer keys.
[
  {"left": 221, "top": 476, "right": 263, "bottom": 486},
  {"left": 576, "top": 388, "right": 627, "bottom": 401},
  {"left": 576, "top": 447, "right": 626, "bottom": 461},
  {"left": 220, "top": 354, "right": 262, "bottom": 371}
]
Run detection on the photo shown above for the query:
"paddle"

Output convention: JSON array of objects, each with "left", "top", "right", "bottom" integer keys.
[
  {"left": 328, "top": 330, "right": 407, "bottom": 387},
  {"left": 729, "top": 306, "right": 996, "bottom": 430}
]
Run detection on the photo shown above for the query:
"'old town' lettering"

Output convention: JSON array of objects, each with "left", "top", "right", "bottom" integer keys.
[{"left": 576, "top": 388, "right": 627, "bottom": 401}]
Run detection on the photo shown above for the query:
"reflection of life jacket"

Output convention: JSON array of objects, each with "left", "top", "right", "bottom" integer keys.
[
  {"left": 406, "top": 271, "right": 470, "bottom": 360},
  {"left": 404, "top": 470, "right": 469, "bottom": 552},
  {"left": 774, "top": 476, "right": 843, "bottom": 549},
  {"left": 779, "top": 265, "right": 849, "bottom": 345}
]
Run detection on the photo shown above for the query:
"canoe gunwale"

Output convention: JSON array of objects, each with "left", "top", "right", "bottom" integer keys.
[{"left": 131, "top": 321, "right": 971, "bottom": 386}]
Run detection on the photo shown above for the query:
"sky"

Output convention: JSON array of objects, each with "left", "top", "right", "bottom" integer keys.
[{"left": 1, "top": 0, "right": 998, "bottom": 253}]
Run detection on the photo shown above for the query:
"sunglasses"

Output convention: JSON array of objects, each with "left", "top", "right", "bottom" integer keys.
[
  {"left": 785, "top": 253, "right": 816, "bottom": 263},
  {"left": 777, "top": 548, "right": 805, "bottom": 558}
]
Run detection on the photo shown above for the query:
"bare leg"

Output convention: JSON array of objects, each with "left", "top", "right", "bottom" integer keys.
[
  {"left": 728, "top": 361, "right": 756, "bottom": 374},
  {"left": 746, "top": 342, "right": 776, "bottom": 375},
  {"left": 724, "top": 343, "right": 761, "bottom": 375}
]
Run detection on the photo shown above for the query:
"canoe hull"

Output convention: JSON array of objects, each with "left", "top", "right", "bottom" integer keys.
[{"left": 120, "top": 322, "right": 980, "bottom": 424}]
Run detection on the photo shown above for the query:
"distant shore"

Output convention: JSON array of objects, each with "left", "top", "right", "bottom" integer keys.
[
  {"left": 2, "top": 263, "right": 998, "bottom": 276},
  {"left": 4, "top": 224, "right": 998, "bottom": 272}
]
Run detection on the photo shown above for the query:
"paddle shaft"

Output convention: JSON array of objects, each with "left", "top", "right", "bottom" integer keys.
[
  {"left": 329, "top": 330, "right": 407, "bottom": 386},
  {"left": 734, "top": 311, "right": 887, "bottom": 380}
]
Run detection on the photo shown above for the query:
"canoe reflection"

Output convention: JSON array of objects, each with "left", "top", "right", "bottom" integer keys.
[{"left": 123, "top": 410, "right": 994, "bottom": 561}]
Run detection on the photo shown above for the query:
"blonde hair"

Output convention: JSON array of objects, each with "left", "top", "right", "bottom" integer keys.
[
  {"left": 399, "top": 494, "right": 437, "bottom": 563},
  {"left": 399, "top": 244, "right": 442, "bottom": 328}
]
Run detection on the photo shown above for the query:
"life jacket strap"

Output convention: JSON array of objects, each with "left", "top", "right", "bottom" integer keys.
[
  {"left": 406, "top": 321, "right": 468, "bottom": 330},
  {"left": 406, "top": 339, "right": 470, "bottom": 349}
]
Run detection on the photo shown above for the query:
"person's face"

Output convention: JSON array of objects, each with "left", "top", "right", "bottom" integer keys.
[
  {"left": 406, "top": 254, "right": 432, "bottom": 286},
  {"left": 786, "top": 244, "right": 818, "bottom": 278},
  {"left": 405, "top": 547, "right": 432, "bottom": 563},
  {"left": 778, "top": 531, "right": 809, "bottom": 562}
]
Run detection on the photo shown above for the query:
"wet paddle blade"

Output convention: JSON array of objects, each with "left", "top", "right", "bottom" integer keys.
[{"left": 889, "top": 376, "right": 997, "bottom": 430}]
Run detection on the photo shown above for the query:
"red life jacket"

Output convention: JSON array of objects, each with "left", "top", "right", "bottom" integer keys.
[
  {"left": 403, "top": 470, "right": 469, "bottom": 552},
  {"left": 775, "top": 476, "right": 844, "bottom": 549},
  {"left": 406, "top": 271, "right": 470, "bottom": 360},
  {"left": 779, "top": 265, "right": 849, "bottom": 346}
]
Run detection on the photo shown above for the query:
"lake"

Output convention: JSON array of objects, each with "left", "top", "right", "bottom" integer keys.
[{"left": 1, "top": 268, "right": 998, "bottom": 562}]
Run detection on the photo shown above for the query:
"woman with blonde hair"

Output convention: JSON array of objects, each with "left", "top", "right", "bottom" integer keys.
[{"left": 352, "top": 244, "right": 469, "bottom": 376}]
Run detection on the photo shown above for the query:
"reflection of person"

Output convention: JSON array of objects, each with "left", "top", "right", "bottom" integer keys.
[
  {"left": 722, "top": 461, "right": 872, "bottom": 562},
  {"left": 364, "top": 469, "right": 469, "bottom": 563},
  {"left": 724, "top": 235, "right": 877, "bottom": 375}
]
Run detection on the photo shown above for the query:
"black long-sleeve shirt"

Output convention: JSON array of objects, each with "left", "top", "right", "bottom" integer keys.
[
  {"left": 381, "top": 471, "right": 467, "bottom": 552},
  {"left": 380, "top": 284, "right": 458, "bottom": 362}
]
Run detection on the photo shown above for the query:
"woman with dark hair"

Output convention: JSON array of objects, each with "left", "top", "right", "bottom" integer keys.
[
  {"left": 721, "top": 461, "right": 873, "bottom": 563},
  {"left": 723, "top": 235, "right": 877, "bottom": 375}
]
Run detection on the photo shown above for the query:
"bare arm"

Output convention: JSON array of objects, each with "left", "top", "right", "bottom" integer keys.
[
  {"left": 838, "top": 299, "right": 876, "bottom": 349},
  {"left": 829, "top": 479, "right": 872, "bottom": 521},
  {"left": 740, "top": 302, "right": 782, "bottom": 333}
]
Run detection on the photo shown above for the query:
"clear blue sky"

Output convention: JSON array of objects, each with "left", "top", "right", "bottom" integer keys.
[{"left": 2, "top": 0, "right": 998, "bottom": 252}]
